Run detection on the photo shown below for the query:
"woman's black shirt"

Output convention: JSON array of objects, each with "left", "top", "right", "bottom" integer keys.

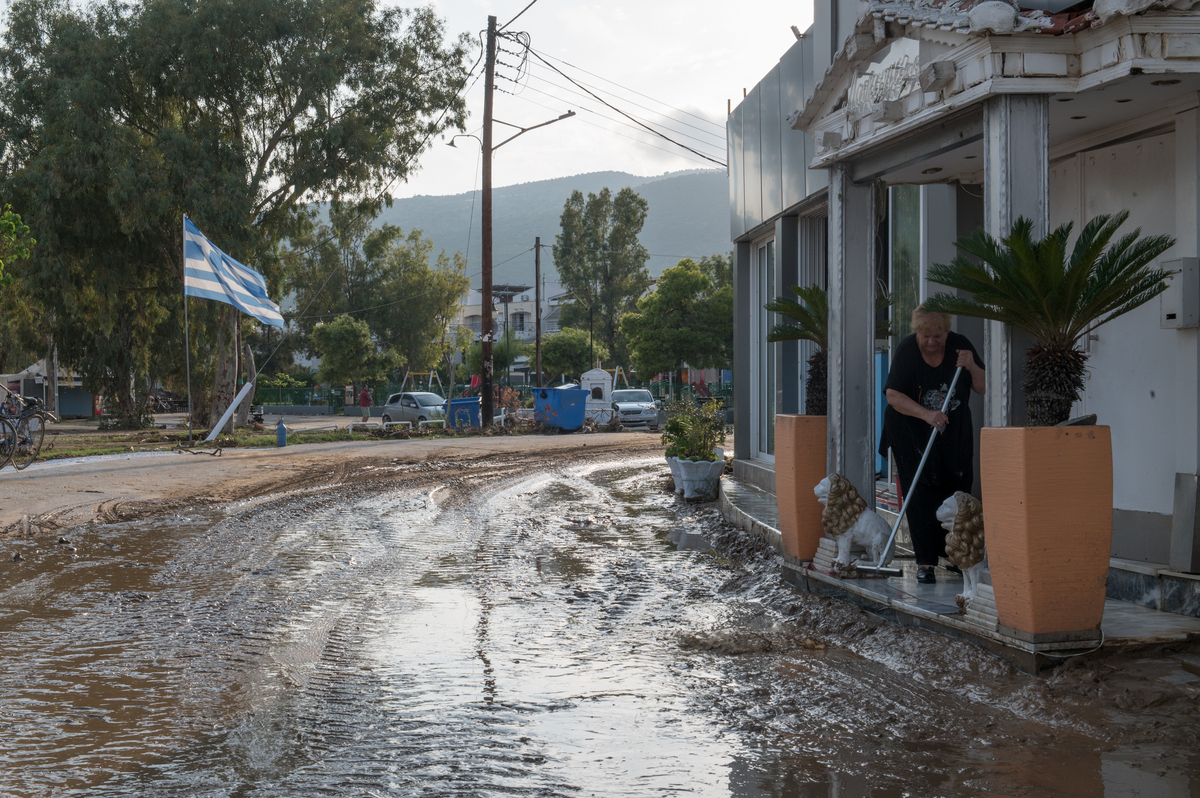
[{"left": 878, "top": 331, "right": 983, "bottom": 486}]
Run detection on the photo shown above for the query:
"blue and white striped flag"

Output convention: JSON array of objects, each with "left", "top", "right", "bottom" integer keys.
[{"left": 183, "top": 218, "right": 285, "bottom": 327}]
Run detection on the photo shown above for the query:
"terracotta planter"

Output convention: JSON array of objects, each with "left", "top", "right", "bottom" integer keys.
[
  {"left": 980, "top": 426, "right": 1113, "bottom": 638},
  {"left": 774, "top": 414, "right": 827, "bottom": 561}
]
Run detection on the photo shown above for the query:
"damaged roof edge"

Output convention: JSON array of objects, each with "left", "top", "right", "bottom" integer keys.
[{"left": 791, "top": 0, "right": 1194, "bottom": 134}]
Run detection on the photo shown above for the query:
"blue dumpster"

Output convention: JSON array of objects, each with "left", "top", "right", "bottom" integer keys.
[
  {"left": 444, "top": 397, "right": 481, "bottom": 428},
  {"left": 534, "top": 386, "right": 588, "bottom": 431}
]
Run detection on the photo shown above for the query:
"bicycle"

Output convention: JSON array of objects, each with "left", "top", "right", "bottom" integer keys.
[{"left": 1, "top": 392, "right": 55, "bottom": 470}]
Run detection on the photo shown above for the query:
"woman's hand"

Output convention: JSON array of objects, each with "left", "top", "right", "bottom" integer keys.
[
  {"left": 926, "top": 409, "right": 949, "bottom": 432},
  {"left": 955, "top": 349, "right": 986, "bottom": 395}
]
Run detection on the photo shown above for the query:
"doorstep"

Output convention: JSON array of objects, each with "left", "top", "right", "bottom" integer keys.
[
  {"left": 1108, "top": 557, "right": 1200, "bottom": 618},
  {"left": 718, "top": 471, "right": 1200, "bottom": 674}
]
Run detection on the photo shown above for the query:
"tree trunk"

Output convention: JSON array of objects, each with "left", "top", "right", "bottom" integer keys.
[
  {"left": 236, "top": 341, "right": 257, "bottom": 427},
  {"left": 210, "top": 308, "right": 238, "bottom": 435}
]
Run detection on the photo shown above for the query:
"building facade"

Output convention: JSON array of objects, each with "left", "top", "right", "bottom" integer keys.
[{"left": 731, "top": 0, "right": 1200, "bottom": 573}]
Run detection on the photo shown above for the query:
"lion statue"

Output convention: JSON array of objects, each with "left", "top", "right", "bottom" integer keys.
[
  {"left": 814, "top": 473, "right": 894, "bottom": 571},
  {"left": 937, "top": 491, "right": 986, "bottom": 610}
]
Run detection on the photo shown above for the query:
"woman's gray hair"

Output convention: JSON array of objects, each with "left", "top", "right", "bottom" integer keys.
[{"left": 911, "top": 304, "right": 951, "bottom": 335}]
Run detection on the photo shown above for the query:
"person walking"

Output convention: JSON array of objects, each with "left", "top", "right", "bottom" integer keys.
[
  {"left": 878, "top": 305, "right": 985, "bottom": 584},
  {"left": 359, "top": 385, "right": 372, "bottom": 421}
]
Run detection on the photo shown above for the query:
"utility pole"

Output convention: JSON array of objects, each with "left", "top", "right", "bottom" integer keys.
[
  {"left": 535, "top": 237, "right": 542, "bottom": 388},
  {"left": 481, "top": 14, "right": 497, "bottom": 426}
]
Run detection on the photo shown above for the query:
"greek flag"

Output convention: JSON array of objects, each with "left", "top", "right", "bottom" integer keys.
[{"left": 183, "top": 218, "right": 285, "bottom": 327}]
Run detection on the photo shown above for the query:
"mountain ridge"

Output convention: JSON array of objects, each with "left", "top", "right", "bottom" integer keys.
[{"left": 376, "top": 168, "right": 730, "bottom": 289}]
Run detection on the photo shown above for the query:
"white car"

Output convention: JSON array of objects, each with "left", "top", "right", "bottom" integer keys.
[
  {"left": 611, "top": 389, "right": 660, "bottom": 427},
  {"left": 381, "top": 392, "right": 446, "bottom": 424}
]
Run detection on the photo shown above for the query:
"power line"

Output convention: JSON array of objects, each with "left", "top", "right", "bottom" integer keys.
[
  {"left": 499, "top": 0, "right": 539, "bottom": 32},
  {"left": 524, "top": 60, "right": 725, "bottom": 144},
  {"left": 529, "top": 47, "right": 725, "bottom": 133},
  {"left": 523, "top": 48, "right": 726, "bottom": 168},
  {"left": 521, "top": 70, "right": 726, "bottom": 152},
  {"left": 508, "top": 88, "right": 724, "bottom": 169}
]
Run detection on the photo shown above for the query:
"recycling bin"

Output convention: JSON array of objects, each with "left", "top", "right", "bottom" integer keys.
[
  {"left": 444, "top": 397, "right": 482, "bottom": 428},
  {"left": 534, "top": 386, "right": 588, "bottom": 432}
]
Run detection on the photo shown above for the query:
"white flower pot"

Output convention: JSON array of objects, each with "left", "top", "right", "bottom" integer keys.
[
  {"left": 677, "top": 457, "right": 724, "bottom": 501},
  {"left": 666, "top": 456, "right": 685, "bottom": 494}
]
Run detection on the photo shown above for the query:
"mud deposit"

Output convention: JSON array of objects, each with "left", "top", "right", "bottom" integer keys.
[{"left": 1, "top": 456, "right": 1198, "bottom": 796}]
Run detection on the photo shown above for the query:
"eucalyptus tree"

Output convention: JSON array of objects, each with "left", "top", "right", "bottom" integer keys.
[{"left": 0, "top": 0, "right": 470, "bottom": 426}]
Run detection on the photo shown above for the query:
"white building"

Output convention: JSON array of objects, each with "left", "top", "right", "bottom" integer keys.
[
  {"left": 731, "top": 0, "right": 1200, "bottom": 589},
  {"left": 456, "top": 281, "right": 566, "bottom": 344}
]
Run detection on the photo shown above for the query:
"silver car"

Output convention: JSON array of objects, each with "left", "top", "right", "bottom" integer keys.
[
  {"left": 611, "top": 389, "right": 660, "bottom": 427},
  {"left": 381, "top": 391, "right": 446, "bottom": 424}
]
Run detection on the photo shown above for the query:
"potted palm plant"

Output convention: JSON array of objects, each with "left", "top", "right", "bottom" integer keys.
[
  {"left": 766, "top": 285, "right": 889, "bottom": 561},
  {"left": 924, "top": 212, "right": 1174, "bottom": 640}
]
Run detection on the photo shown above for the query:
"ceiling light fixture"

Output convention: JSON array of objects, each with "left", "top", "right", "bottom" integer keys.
[
  {"left": 1071, "top": 115, "right": 1087, "bottom": 120},
  {"left": 922, "top": 167, "right": 943, "bottom": 175},
  {"left": 1151, "top": 79, "right": 1181, "bottom": 86}
]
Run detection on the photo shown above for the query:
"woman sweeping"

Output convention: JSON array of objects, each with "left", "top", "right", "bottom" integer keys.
[{"left": 879, "top": 306, "right": 986, "bottom": 584}]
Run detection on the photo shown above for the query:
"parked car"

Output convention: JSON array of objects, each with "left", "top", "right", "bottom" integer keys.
[
  {"left": 611, "top": 389, "right": 660, "bottom": 428},
  {"left": 381, "top": 392, "right": 446, "bottom": 424}
]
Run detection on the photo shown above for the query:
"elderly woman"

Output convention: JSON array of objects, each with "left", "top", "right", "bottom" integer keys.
[{"left": 879, "top": 306, "right": 985, "bottom": 584}]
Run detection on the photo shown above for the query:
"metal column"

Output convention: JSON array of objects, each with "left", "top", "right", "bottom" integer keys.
[
  {"left": 982, "top": 94, "right": 1048, "bottom": 428},
  {"left": 733, "top": 240, "right": 753, "bottom": 461},
  {"left": 827, "top": 165, "right": 877, "bottom": 500}
]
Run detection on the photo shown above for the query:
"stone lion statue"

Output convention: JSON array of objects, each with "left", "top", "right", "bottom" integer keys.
[
  {"left": 814, "top": 473, "right": 894, "bottom": 571},
  {"left": 937, "top": 491, "right": 986, "bottom": 610}
]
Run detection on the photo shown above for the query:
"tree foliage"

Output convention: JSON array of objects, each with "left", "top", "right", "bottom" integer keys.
[
  {"left": 697, "top": 251, "right": 732, "bottom": 291},
  {"left": 311, "top": 314, "right": 396, "bottom": 388},
  {"left": 0, "top": 205, "right": 33, "bottom": 292},
  {"left": 552, "top": 187, "right": 651, "bottom": 363},
  {"left": 286, "top": 205, "right": 470, "bottom": 374},
  {"left": 0, "top": 0, "right": 469, "bottom": 425},
  {"left": 540, "top": 327, "right": 606, "bottom": 381},
  {"left": 925, "top": 212, "right": 1175, "bottom": 425},
  {"left": 620, "top": 258, "right": 731, "bottom": 377}
]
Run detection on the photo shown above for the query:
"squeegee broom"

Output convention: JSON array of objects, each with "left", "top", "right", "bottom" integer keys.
[{"left": 857, "top": 365, "right": 964, "bottom": 577}]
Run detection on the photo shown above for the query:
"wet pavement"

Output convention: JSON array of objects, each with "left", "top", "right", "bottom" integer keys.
[{"left": 1, "top": 456, "right": 1199, "bottom": 796}]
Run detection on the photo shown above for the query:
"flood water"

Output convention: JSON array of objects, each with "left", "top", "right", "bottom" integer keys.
[{"left": 1, "top": 457, "right": 1198, "bottom": 796}]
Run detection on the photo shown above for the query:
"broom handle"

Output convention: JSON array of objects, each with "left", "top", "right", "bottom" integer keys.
[{"left": 873, "top": 366, "right": 964, "bottom": 570}]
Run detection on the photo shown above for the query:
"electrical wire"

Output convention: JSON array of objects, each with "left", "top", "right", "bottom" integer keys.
[
  {"left": 519, "top": 71, "right": 726, "bottom": 152},
  {"left": 523, "top": 60, "right": 725, "bottom": 145},
  {"left": 529, "top": 47, "right": 725, "bottom": 133},
  {"left": 499, "top": 0, "right": 539, "bottom": 32},
  {"left": 506, "top": 90, "right": 723, "bottom": 169},
  {"left": 522, "top": 48, "right": 726, "bottom": 167}
]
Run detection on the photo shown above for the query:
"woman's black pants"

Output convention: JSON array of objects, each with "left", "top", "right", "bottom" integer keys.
[{"left": 895, "top": 469, "right": 973, "bottom": 567}]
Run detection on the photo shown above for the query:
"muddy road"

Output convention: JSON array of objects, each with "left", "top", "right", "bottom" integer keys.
[{"left": 1, "top": 448, "right": 1198, "bottom": 796}]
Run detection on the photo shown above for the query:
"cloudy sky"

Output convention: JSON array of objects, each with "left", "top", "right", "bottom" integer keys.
[{"left": 394, "top": 0, "right": 816, "bottom": 199}]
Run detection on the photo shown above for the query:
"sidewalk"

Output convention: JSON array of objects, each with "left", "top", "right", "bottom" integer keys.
[{"left": 719, "top": 471, "right": 1200, "bottom": 674}]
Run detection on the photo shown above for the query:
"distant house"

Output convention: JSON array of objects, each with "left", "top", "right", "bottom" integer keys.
[
  {"left": 456, "top": 281, "right": 566, "bottom": 345},
  {"left": 2, "top": 360, "right": 96, "bottom": 417}
]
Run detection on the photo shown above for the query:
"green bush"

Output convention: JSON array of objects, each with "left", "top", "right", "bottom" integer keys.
[{"left": 661, "top": 398, "right": 725, "bottom": 461}]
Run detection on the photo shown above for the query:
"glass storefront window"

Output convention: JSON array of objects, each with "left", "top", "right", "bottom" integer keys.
[{"left": 890, "top": 185, "right": 921, "bottom": 348}]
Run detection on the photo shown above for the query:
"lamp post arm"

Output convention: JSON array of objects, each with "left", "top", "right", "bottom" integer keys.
[{"left": 493, "top": 111, "right": 576, "bottom": 151}]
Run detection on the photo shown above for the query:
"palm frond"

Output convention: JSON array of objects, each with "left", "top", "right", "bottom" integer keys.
[
  {"left": 925, "top": 214, "right": 1176, "bottom": 350},
  {"left": 765, "top": 284, "right": 827, "bottom": 348}
]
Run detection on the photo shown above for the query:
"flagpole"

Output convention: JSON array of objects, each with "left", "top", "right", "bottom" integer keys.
[{"left": 183, "top": 214, "right": 193, "bottom": 444}]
